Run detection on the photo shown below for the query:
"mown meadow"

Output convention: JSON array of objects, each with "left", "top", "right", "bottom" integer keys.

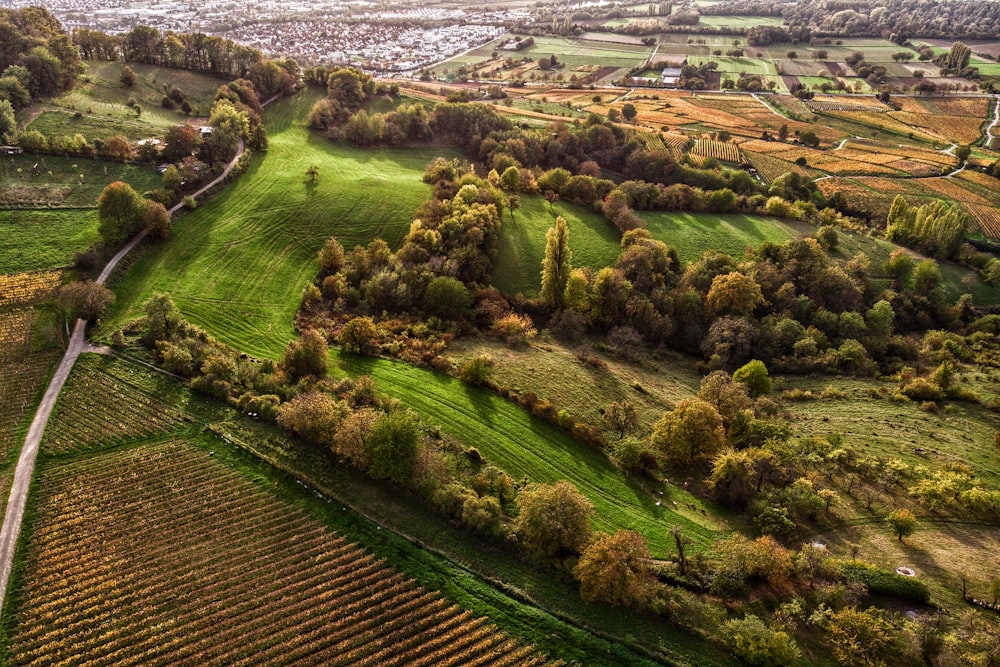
[{"left": 100, "top": 88, "right": 450, "bottom": 358}]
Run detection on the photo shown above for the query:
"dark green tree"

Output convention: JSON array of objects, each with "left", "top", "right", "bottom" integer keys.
[{"left": 539, "top": 216, "right": 573, "bottom": 309}]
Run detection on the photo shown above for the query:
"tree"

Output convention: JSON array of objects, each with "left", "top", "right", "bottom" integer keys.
[
  {"left": 955, "top": 144, "right": 971, "bottom": 163},
  {"left": 276, "top": 391, "right": 347, "bottom": 448},
  {"left": 733, "top": 359, "right": 772, "bottom": 398},
  {"left": 161, "top": 124, "right": 200, "bottom": 162},
  {"left": 0, "top": 99, "right": 15, "bottom": 143},
  {"left": 366, "top": 410, "right": 421, "bottom": 484},
  {"left": 621, "top": 103, "right": 637, "bottom": 122},
  {"left": 56, "top": 281, "right": 114, "bottom": 322},
  {"left": 539, "top": 216, "right": 572, "bottom": 309},
  {"left": 141, "top": 200, "right": 171, "bottom": 240},
  {"left": 305, "top": 164, "right": 319, "bottom": 182},
  {"left": 317, "top": 236, "right": 345, "bottom": 277},
  {"left": 339, "top": 316, "right": 378, "bottom": 354},
  {"left": 280, "top": 328, "right": 328, "bottom": 381},
  {"left": 826, "top": 607, "right": 902, "bottom": 667},
  {"left": 104, "top": 135, "right": 131, "bottom": 161},
  {"left": 423, "top": 275, "right": 472, "bottom": 320},
  {"left": 143, "top": 293, "right": 181, "bottom": 345},
  {"left": 603, "top": 400, "right": 638, "bottom": 439},
  {"left": 706, "top": 271, "right": 763, "bottom": 317},
  {"left": 650, "top": 399, "right": 725, "bottom": 468},
  {"left": 799, "top": 131, "right": 819, "bottom": 147},
  {"left": 120, "top": 65, "right": 136, "bottom": 87},
  {"left": 574, "top": 530, "right": 654, "bottom": 607},
  {"left": 97, "top": 181, "right": 146, "bottom": 245},
  {"left": 516, "top": 480, "right": 593, "bottom": 559},
  {"left": 887, "top": 508, "right": 917, "bottom": 541},
  {"left": 723, "top": 615, "right": 801, "bottom": 667}
]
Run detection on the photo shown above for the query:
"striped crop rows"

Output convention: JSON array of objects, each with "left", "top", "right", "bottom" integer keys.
[
  {"left": 9, "top": 440, "right": 560, "bottom": 666},
  {"left": 0, "top": 271, "right": 62, "bottom": 308},
  {"left": 0, "top": 309, "right": 58, "bottom": 459},
  {"left": 692, "top": 138, "right": 741, "bottom": 163},
  {"left": 42, "top": 363, "right": 190, "bottom": 453}
]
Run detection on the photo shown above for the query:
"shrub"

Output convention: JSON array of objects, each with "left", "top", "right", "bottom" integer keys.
[
  {"left": 492, "top": 312, "right": 537, "bottom": 346},
  {"left": 459, "top": 354, "right": 494, "bottom": 386},
  {"left": 837, "top": 561, "right": 930, "bottom": 603}
]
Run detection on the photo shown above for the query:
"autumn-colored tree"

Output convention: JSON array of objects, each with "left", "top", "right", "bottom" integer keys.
[
  {"left": 887, "top": 508, "right": 917, "bottom": 542},
  {"left": 516, "top": 480, "right": 593, "bottom": 559},
  {"left": 339, "top": 316, "right": 378, "bottom": 354},
  {"left": 650, "top": 399, "right": 725, "bottom": 468},
  {"left": 56, "top": 281, "right": 115, "bottom": 322},
  {"left": 697, "top": 370, "right": 752, "bottom": 427},
  {"left": 280, "top": 328, "right": 328, "bottom": 381},
  {"left": 539, "top": 216, "right": 572, "bottom": 309},
  {"left": 602, "top": 400, "right": 638, "bottom": 440},
  {"left": 141, "top": 200, "right": 171, "bottom": 239},
  {"left": 332, "top": 407, "right": 379, "bottom": 467},
  {"left": 104, "top": 135, "right": 131, "bottom": 160},
  {"left": 161, "top": 124, "right": 200, "bottom": 162},
  {"left": 706, "top": 271, "right": 763, "bottom": 317},
  {"left": 317, "top": 236, "right": 346, "bottom": 277},
  {"left": 97, "top": 181, "right": 145, "bottom": 245},
  {"left": 723, "top": 615, "right": 801, "bottom": 667},
  {"left": 574, "top": 530, "right": 654, "bottom": 607},
  {"left": 119, "top": 65, "right": 136, "bottom": 87},
  {"left": 276, "top": 391, "right": 348, "bottom": 448},
  {"left": 825, "top": 607, "right": 903, "bottom": 667}
]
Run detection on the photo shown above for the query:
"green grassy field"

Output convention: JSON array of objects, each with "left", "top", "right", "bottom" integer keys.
[
  {"left": 698, "top": 15, "right": 784, "bottom": 28},
  {"left": 639, "top": 211, "right": 810, "bottom": 262},
  {"left": 99, "top": 87, "right": 448, "bottom": 358},
  {"left": 493, "top": 195, "right": 621, "bottom": 296},
  {"left": 334, "top": 352, "right": 726, "bottom": 556},
  {"left": 0, "top": 153, "right": 161, "bottom": 207},
  {"left": 0, "top": 210, "right": 99, "bottom": 273}
]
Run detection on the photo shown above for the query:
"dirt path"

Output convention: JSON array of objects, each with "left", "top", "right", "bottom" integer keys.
[{"left": 0, "top": 135, "right": 247, "bottom": 614}]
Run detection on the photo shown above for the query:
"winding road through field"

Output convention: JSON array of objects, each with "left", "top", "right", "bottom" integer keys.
[{"left": 0, "top": 138, "right": 245, "bottom": 614}]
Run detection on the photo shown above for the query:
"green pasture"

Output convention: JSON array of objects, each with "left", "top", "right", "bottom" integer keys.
[
  {"left": 335, "top": 352, "right": 725, "bottom": 557},
  {"left": 513, "top": 36, "right": 652, "bottom": 68},
  {"left": 689, "top": 55, "right": 777, "bottom": 76},
  {"left": 0, "top": 153, "right": 160, "bottom": 207},
  {"left": 0, "top": 210, "right": 99, "bottom": 274},
  {"left": 780, "top": 377, "right": 1000, "bottom": 489},
  {"left": 99, "top": 88, "right": 447, "bottom": 358},
  {"left": 640, "top": 211, "right": 808, "bottom": 262},
  {"left": 493, "top": 195, "right": 620, "bottom": 297},
  {"left": 974, "top": 63, "right": 1000, "bottom": 76},
  {"left": 698, "top": 15, "right": 784, "bottom": 28},
  {"left": 26, "top": 111, "right": 158, "bottom": 143}
]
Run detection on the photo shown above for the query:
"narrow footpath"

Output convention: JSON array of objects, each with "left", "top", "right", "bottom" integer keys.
[{"left": 0, "top": 138, "right": 245, "bottom": 613}]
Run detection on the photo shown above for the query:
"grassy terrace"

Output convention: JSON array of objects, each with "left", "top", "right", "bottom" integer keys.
[
  {"left": 493, "top": 195, "right": 620, "bottom": 297},
  {"left": 101, "top": 87, "right": 448, "bottom": 358}
]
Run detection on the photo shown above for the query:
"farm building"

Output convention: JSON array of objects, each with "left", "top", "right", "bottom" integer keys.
[{"left": 2, "top": 146, "right": 24, "bottom": 155}]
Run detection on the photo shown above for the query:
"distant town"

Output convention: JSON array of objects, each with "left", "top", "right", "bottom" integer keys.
[{"left": 0, "top": 0, "right": 532, "bottom": 70}]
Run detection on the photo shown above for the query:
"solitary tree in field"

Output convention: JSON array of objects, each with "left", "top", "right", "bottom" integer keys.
[
  {"left": 539, "top": 216, "right": 572, "bottom": 309},
  {"left": 887, "top": 508, "right": 917, "bottom": 542},
  {"left": 305, "top": 164, "right": 319, "bottom": 182},
  {"left": 622, "top": 103, "right": 637, "bottom": 122},
  {"left": 603, "top": 400, "right": 638, "bottom": 439},
  {"left": 56, "top": 281, "right": 115, "bottom": 322},
  {"left": 120, "top": 65, "right": 136, "bottom": 87}
]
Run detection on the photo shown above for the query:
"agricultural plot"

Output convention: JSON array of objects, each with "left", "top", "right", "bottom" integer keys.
[
  {"left": 639, "top": 211, "right": 808, "bottom": 262},
  {"left": 9, "top": 439, "right": 559, "bottom": 666},
  {"left": 0, "top": 270, "right": 62, "bottom": 309},
  {"left": 600, "top": 94, "right": 761, "bottom": 135},
  {"left": 0, "top": 210, "right": 100, "bottom": 274},
  {"left": 743, "top": 150, "right": 823, "bottom": 182},
  {"left": 100, "top": 88, "right": 447, "bottom": 359},
  {"left": 823, "top": 109, "right": 943, "bottom": 143},
  {"left": 968, "top": 204, "right": 1000, "bottom": 238},
  {"left": 0, "top": 308, "right": 59, "bottom": 460},
  {"left": 335, "top": 352, "right": 723, "bottom": 555},
  {"left": 498, "top": 36, "right": 651, "bottom": 69},
  {"left": 42, "top": 355, "right": 191, "bottom": 454},
  {"left": 691, "top": 138, "right": 741, "bottom": 162},
  {"left": 492, "top": 195, "right": 620, "bottom": 297},
  {"left": 0, "top": 154, "right": 160, "bottom": 208},
  {"left": 697, "top": 15, "right": 783, "bottom": 28}
]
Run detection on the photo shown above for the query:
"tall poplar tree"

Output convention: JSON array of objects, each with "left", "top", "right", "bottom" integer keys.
[{"left": 539, "top": 216, "right": 572, "bottom": 309}]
